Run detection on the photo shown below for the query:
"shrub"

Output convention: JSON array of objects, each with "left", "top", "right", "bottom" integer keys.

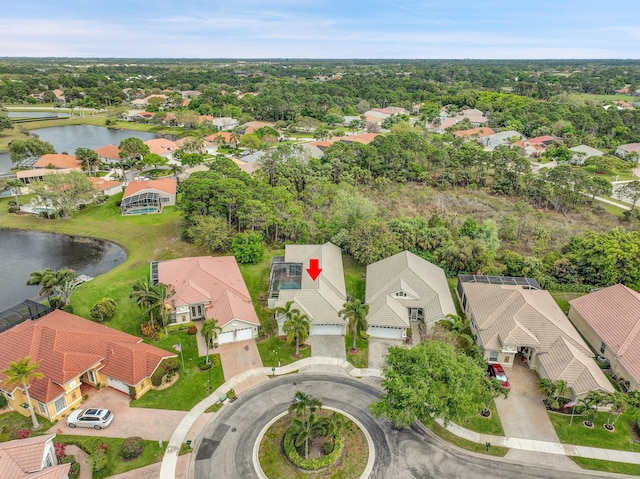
[
  {"left": 120, "top": 436, "right": 145, "bottom": 461},
  {"left": 54, "top": 442, "right": 67, "bottom": 459},
  {"left": 198, "top": 360, "right": 213, "bottom": 371},
  {"left": 0, "top": 393, "right": 7, "bottom": 409},
  {"left": 151, "top": 357, "right": 181, "bottom": 385},
  {"left": 283, "top": 428, "right": 343, "bottom": 470},
  {"left": 16, "top": 429, "right": 30, "bottom": 439},
  {"left": 167, "top": 322, "right": 195, "bottom": 333},
  {"left": 0, "top": 426, "right": 11, "bottom": 442},
  {"left": 187, "top": 325, "right": 198, "bottom": 335},
  {"left": 86, "top": 449, "right": 107, "bottom": 472},
  {"left": 69, "top": 461, "right": 81, "bottom": 479},
  {"left": 140, "top": 320, "right": 159, "bottom": 339}
]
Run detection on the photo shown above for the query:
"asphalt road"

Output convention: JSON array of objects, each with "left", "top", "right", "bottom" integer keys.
[{"left": 191, "top": 374, "right": 612, "bottom": 479}]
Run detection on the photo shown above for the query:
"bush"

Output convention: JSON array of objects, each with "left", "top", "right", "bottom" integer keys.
[
  {"left": 187, "top": 325, "right": 198, "bottom": 335},
  {"left": 16, "top": 429, "right": 30, "bottom": 439},
  {"left": 140, "top": 320, "right": 159, "bottom": 339},
  {"left": 198, "top": 360, "right": 213, "bottom": 371},
  {"left": 167, "top": 321, "right": 195, "bottom": 333},
  {"left": 54, "top": 442, "right": 67, "bottom": 459},
  {"left": 87, "top": 449, "right": 107, "bottom": 472},
  {"left": 120, "top": 436, "right": 145, "bottom": 461},
  {"left": 283, "top": 428, "right": 342, "bottom": 471},
  {"left": 69, "top": 461, "right": 80, "bottom": 479},
  {"left": 0, "top": 393, "right": 7, "bottom": 409},
  {"left": 232, "top": 231, "right": 265, "bottom": 264},
  {"left": 151, "top": 357, "right": 181, "bottom": 386}
]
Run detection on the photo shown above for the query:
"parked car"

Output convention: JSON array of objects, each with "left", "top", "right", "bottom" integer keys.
[
  {"left": 488, "top": 363, "right": 511, "bottom": 390},
  {"left": 67, "top": 408, "right": 114, "bottom": 430}
]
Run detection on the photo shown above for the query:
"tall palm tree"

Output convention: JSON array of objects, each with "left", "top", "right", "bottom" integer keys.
[
  {"left": 149, "top": 283, "right": 176, "bottom": 336},
  {"left": 2, "top": 357, "right": 44, "bottom": 429},
  {"left": 579, "top": 390, "right": 605, "bottom": 425},
  {"left": 288, "top": 391, "right": 322, "bottom": 420},
  {"left": 27, "top": 268, "right": 77, "bottom": 307},
  {"left": 201, "top": 318, "right": 222, "bottom": 364},
  {"left": 605, "top": 391, "right": 629, "bottom": 428},
  {"left": 339, "top": 298, "right": 369, "bottom": 351},
  {"left": 321, "top": 411, "right": 347, "bottom": 449},
  {"left": 275, "top": 300, "right": 297, "bottom": 324},
  {"left": 52, "top": 276, "right": 83, "bottom": 309},
  {"left": 3, "top": 179, "right": 23, "bottom": 208},
  {"left": 130, "top": 278, "right": 159, "bottom": 327},
  {"left": 283, "top": 311, "right": 310, "bottom": 357},
  {"left": 291, "top": 412, "right": 326, "bottom": 460}
]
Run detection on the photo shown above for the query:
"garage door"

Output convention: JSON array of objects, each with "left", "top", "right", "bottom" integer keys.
[
  {"left": 107, "top": 377, "right": 130, "bottom": 394},
  {"left": 218, "top": 328, "right": 254, "bottom": 345},
  {"left": 368, "top": 326, "right": 403, "bottom": 340},
  {"left": 310, "top": 324, "right": 344, "bottom": 336}
]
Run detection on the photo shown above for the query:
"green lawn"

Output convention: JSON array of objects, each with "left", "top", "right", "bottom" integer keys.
[
  {"left": 459, "top": 400, "right": 504, "bottom": 436},
  {"left": 131, "top": 332, "right": 224, "bottom": 410},
  {"left": 582, "top": 165, "right": 635, "bottom": 182},
  {"left": 239, "top": 250, "right": 282, "bottom": 335},
  {"left": 56, "top": 434, "right": 164, "bottom": 479},
  {"left": 343, "top": 254, "right": 366, "bottom": 300},
  {"left": 548, "top": 411, "right": 640, "bottom": 452},
  {"left": 447, "top": 278, "right": 464, "bottom": 316},
  {"left": 345, "top": 332, "right": 369, "bottom": 368},
  {"left": 0, "top": 412, "right": 55, "bottom": 441},
  {"left": 257, "top": 336, "right": 311, "bottom": 367},
  {"left": 550, "top": 291, "right": 588, "bottom": 315},
  {"left": 570, "top": 456, "right": 640, "bottom": 476},
  {"left": 426, "top": 421, "right": 508, "bottom": 457}
]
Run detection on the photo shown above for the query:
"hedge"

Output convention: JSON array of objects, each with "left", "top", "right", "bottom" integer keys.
[
  {"left": 167, "top": 322, "right": 195, "bottom": 333},
  {"left": 283, "top": 428, "right": 343, "bottom": 471}
]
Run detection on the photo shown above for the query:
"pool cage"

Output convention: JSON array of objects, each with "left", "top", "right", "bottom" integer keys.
[
  {"left": 121, "top": 191, "right": 162, "bottom": 215},
  {"left": 267, "top": 256, "right": 302, "bottom": 307},
  {"left": 0, "top": 300, "right": 53, "bottom": 333}
]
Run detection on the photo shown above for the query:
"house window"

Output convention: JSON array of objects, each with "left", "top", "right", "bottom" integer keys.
[
  {"left": 53, "top": 396, "right": 66, "bottom": 414},
  {"left": 489, "top": 351, "right": 499, "bottom": 362},
  {"left": 87, "top": 370, "right": 96, "bottom": 384},
  {"left": 36, "top": 401, "right": 47, "bottom": 415},
  {"left": 600, "top": 342, "right": 607, "bottom": 355},
  {"left": 190, "top": 304, "right": 204, "bottom": 319},
  {"left": 408, "top": 308, "right": 424, "bottom": 321},
  {"left": 161, "top": 197, "right": 170, "bottom": 203}
]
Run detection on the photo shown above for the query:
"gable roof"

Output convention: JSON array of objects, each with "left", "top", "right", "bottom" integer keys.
[
  {"left": 365, "top": 251, "right": 456, "bottom": 328},
  {"left": 205, "top": 132, "right": 234, "bottom": 144},
  {"left": 618, "top": 143, "right": 640, "bottom": 154},
  {"left": 569, "top": 284, "right": 640, "bottom": 384},
  {"left": 144, "top": 138, "right": 178, "bottom": 155},
  {"left": 0, "top": 434, "right": 71, "bottom": 479},
  {"left": 122, "top": 178, "right": 177, "bottom": 199},
  {"left": 89, "top": 177, "right": 122, "bottom": 192},
  {"left": 157, "top": 256, "right": 259, "bottom": 327},
  {"left": 0, "top": 311, "right": 175, "bottom": 402},
  {"left": 94, "top": 144, "right": 121, "bottom": 160},
  {"left": 569, "top": 145, "right": 604, "bottom": 157},
  {"left": 452, "top": 127, "right": 495, "bottom": 138},
  {"left": 33, "top": 154, "right": 81, "bottom": 170},
  {"left": 274, "top": 243, "right": 347, "bottom": 325}
]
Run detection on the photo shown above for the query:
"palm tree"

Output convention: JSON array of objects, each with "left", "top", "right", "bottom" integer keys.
[
  {"left": 339, "top": 298, "right": 369, "bottom": 351},
  {"left": 27, "top": 268, "right": 78, "bottom": 307},
  {"left": 150, "top": 283, "right": 176, "bottom": 336},
  {"left": 2, "top": 179, "right": 23, "bottom": 208},
  {"left": 439, "top": 314, "right": 470, "bottom": 334},
  {"left": 169, "top": 163, "right": 182, "bottom": 180},
  {"left": 2, "top": 357, "right": 44, "bottom": 429},
  {"left": 201, "top": 318, "right": 222, "bottom": 364},
  {"left": 579, "top": 390, "right": 605, "bottom": 426},
  {"left": 52, "top": 276, "right": 83, "bottom": 309},
  {"left": 275, "top": 300, "right": 297, "bottom": 326},
  {"left": 482, "top": 377, "right": 509, "bottom": 416},
  {"left": 288, "top": 391, "right": 322, "bottom": 421},
  {"left": 291, "top": 412, "right": 326, "bottom": 460},
  {"left": 130, "top": 278, "right": 159, "bottom": 328},
  {"left": 321, "top": 411, "right": 347, "bottom": 449},
  {"left": 604, "top": 391, "right": 629, "bottom": 429},
  {"left": 283, "top": 311, "right": 310, "bottom": 357}
]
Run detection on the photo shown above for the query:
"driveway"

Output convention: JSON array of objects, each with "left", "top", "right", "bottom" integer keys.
[
  {"left": 306, "top": 335, "right": 346, "bottom": 360},
  {"left": 214, "top": 340, "right": 265, "bottom": 394},
  {"left": 48, "top": 387, "right": 186, "bottom": 441},
  {"left": 368, "top": 338, "right": 405, "bottom": 369}
]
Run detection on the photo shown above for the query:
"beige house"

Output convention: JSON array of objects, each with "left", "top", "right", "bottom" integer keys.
[
  {"left": 457, "top": 276, "right": 613, "bottom": 398},
  {"left": 0, "top": 434, "right": 70, "bottom": 479},
  {"left": 120, "top": 178, "right": 176, "bottom": 215},
  {"left": 569, "top": 284, "right": 640, "bottom": 392},
  {"left": 365, "top": 251, "right": 456, "bottom": 339},
  {"left": 269, "top": 242, "right": 347, "bottom": 336},
  {"left": 0, "top": 310, "right": 175, "bottom": 421},
  {"left": 155, "top": 256, "right": 260, "bottom": 344}
]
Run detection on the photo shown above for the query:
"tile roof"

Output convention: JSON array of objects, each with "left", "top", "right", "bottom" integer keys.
[
  {"left": 157, "top": 256, "right": 259, "bottom": 327},
  {"left": 274, "top": 243, "right": 347, "bottom": 325},
  {"left": 569, "top": 284, "right": 640, "bottom": 384},
  {"left": 94, "top": 144, "right": 121, "bottom": 160},
  {"left": 33, "top": 154, "right": 81, "bottom": 170},
  {"left": 89, "top": 177, "right": 122, "bottom": 192},
  {"left": 569, "top": 145, "right": 604, "bottom": 157},
  {"left": 462, "top": 282, "right": 611, "bottom": 394},
  {"left": 122, "top": 178, "right": 177, "bottom": 198},
  {"left": 205, "top": 132, "right": 234, "bottom": 144},
  {"left": 452, "top": 127, "right": 495, "bottom": 138},
  {"left": 366, "top": 251, "right": 456, "bottom": 328},
  {"left": 144, "top": 138, "right": 178, "bottom": 155},
  {"left": 335, "top": 133, "right": 379, "bottom": 145},
  {"left": 0, "top": 434, "right": 71, "bottom": 479},
  {"left": 618, "top": 143, "right": 640, "bottom": 154},
  {"left": 0, "top": 311, "right": 175, "bottom": 402}
]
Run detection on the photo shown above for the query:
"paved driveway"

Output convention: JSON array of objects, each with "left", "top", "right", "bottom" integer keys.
[
  {"left": 214, "top": 340, "right": 265, "bottom": 394},
  {"left": 48, "top": 387, "right": 186, "bottom": 441},
  {"left": 306, "top": 335, "right": 346, "bottom": 360},
  {"left": 368, "top": 338, "right": 405, "bottom": 369}
]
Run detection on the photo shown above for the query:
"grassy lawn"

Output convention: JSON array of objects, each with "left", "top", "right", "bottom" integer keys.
[
  {"left": 570, "top": 456, "right": 640, "bottom": 476},
  {"left": 345, "top": 332, "right": 368, "bottom": 368},
  {"left": 131, "top": 332, "right": 224, "bottom": 410},
  {"left": 447, "top": 277, "right": 464, "bottom": 316},
  {"left": 56, "top": 434, "right": 164, "bottom": 479},
  {"left": 259, "top": 411, "right": 368, "bottom": 479},
  {"left": 548, "top": 411, "right": 640, "bottom": 452},
  {"left": 342, "top": 254, "right": 365, "bottom": 300},
  {"left": 582, "top": 166, "right": 635, "bottom": 182},
  {"left": 459, "top": 400, "right": 504, "bottom": 436},
  {"left": 0, "top": 412, "right": 55, "bottom": 440},
  {"left": 550, "top": 291, "right": 588, "bottom": 314},
  {"left": 426, "top": 421, "right": 508, "bottom": 457},
  {"left": 239, "top": 250, "right": 282, "bottom": 335},
  {"left": 257, "top": 336, "right": 311, "bottom": 367}
]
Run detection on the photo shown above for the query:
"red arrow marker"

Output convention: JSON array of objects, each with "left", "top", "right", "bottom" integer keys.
[{"left": 306, "top": 258, "right": 322, "bottom": 281}]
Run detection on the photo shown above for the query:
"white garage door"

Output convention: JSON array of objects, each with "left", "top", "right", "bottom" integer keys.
[
  {"left": 368, "top": 326, "right": 403, "bottom": 340},
  {"left": 310, "top": 324, "right": 344, "bottom": 336},
  {"left": 218, "top": 328, "right": 254, "bottom": 344},
  {"left": 107, "top": 377, "right": 130, "bottom": 394}
]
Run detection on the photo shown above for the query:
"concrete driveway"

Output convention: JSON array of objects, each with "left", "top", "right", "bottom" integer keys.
[
  {"left": 48, "top": 387, "right": 186, "bottom": 441},
  {"left": 306, "top": 335, "right": 346, "bottom": 360},
  {"left": 214, "top": 340, "right": 265, "bottom": 394},
  {"left": 368, "top": 338, "right": 405, "bottom": 369}
]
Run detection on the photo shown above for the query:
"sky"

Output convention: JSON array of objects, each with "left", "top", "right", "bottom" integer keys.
[{"left": 1, "top": 0, "right": 639, "bottom": 59}]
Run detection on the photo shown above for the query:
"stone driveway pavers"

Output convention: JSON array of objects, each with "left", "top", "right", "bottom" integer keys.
[{"left": 214, "top": 340, "right": 266, "bottom": 394}]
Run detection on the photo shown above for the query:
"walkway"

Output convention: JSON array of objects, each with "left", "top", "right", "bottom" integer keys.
[{"left": 159, "top": 358, "right": 640, "bottom": 479}]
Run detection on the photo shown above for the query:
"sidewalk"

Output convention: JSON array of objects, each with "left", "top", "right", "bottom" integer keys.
[{"left": 159, "top": 358, "right": 640, "bottom": 479}]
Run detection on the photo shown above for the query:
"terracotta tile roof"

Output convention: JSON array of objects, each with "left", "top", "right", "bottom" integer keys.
[
  {"left": 569, "top": 284, "right": 640, "bottom": 384},
  {"left": 144, "top": 138, "right": 178, "bottom": 155},
  {"left": 205, "top": 132, "right": 234, "bottom": 144},
  {"left": 233, "top": 159, "right": 258, "bottom": 175},
  {"left": 157, "top": 256, "right": 259, "bottom": 327},
  {"left": 94, "top": 144, "right": 121, "bottom": 160},
  {"left": 452, "top": 127, "right": 495, "bottom": 138},
  {"left": 0, "top": 311, "right": 175, "bottom": 402},
  {"left": 89, "top": 177, "right": 122, "bottom": 191},
  {"left": 242, "top": 121, "right": 276, "bottom": 134},
  {"left": 335, "top": 133, "right": 379, "bottom": 145},
  {"left": 0, "top": 434, "right": 71, "bottom": 479},
  {"left": 33, "top": 154, "right": 81, "bottom": 170},
  {"left": 122, "top": 178, "right": 177, "bottom": 199}
]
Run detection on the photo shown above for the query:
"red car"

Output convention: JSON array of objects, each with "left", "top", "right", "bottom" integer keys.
[{"left": 488, "top": 363, "right": 511, "bottom": 390}]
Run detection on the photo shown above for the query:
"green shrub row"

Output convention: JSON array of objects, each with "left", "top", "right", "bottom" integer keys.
[
  {"left": 283, "top": 428, "right": 342, "bottom": 471},
  {"left": 151, "top": 357, "right": 181, "bottom": 386},
  {"left": 167, "top": 322, "right": 195, "bottom": 333}
]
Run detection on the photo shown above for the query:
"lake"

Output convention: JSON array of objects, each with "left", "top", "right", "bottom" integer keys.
[
  {"left": 0, "top": 229, "right": 127, "bottom": 311},
  {"left": 0, "top": 122, "right": 162, "bottom": 174}
]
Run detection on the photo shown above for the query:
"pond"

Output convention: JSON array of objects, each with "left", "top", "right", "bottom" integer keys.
[{"left": 0, "top": 228, "right": 127, "bottom": 311}]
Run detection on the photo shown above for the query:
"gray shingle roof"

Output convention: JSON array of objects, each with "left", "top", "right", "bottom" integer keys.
[{"left": 365, "top": 251, "right": 456, "bottom": 328}]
